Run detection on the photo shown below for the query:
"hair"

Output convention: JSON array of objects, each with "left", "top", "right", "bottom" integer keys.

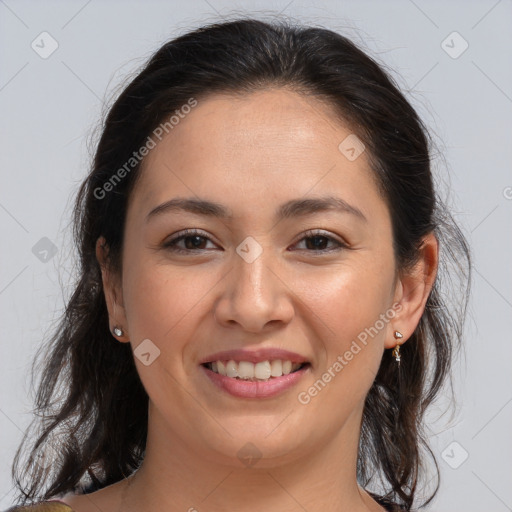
[{"left": 11, "top": 17, "right": 470, "bottom": 511}]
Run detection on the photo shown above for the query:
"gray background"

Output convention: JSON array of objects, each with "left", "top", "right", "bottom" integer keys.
[{"left": 1, "top": 1, "right": 511, "bottom": 510}]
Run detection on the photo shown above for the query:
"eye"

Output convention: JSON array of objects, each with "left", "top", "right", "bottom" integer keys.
[
  {"left": 162, "top": 228, "right": 347, "bottom": 255},
  {"left": 291, "top": 229, "right": 347, "bottom": 253},
  {"left": 162, "top": 229, "right": 219, "bottom": 254}
]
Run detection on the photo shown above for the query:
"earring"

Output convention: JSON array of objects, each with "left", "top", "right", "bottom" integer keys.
[
  {"left": 113, "top": 326, "right": 123, "bottom": 337},
  {"left": 392, "top": 331, "right": 403, "bottom": 366}
]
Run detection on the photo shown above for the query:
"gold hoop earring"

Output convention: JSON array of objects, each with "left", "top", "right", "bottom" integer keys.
[{"left": 392, "top": 331, "right": 403, "bottom": 367}]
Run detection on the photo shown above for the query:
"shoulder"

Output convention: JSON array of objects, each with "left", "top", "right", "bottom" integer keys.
[
  {"left": 3, "top": 501, "right": 74, "bottom": 512},
  {"left": 4, "top": 478, "right": 126, "bottom": 512}
]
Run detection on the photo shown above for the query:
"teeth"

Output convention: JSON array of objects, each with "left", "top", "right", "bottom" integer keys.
[
  {"left": 270, "top": 360, "right": 282, "bottom": 377},
  {"left": 238, "top": 361, "right": 255, "bottom": 379},
  {"left": 254, "top": 361, "right": 271, "bottom": 380},
  {"left": 226, "top": 360, "right": 238, "bottom": 378},
  {"left": 207, "top": 359, "right": 304, "bottom": 380},
  {"left": 217, "top": 361, "right": 226, "bottom": 376}
]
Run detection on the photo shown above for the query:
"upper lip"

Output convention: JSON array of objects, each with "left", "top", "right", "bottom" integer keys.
[{"left": 199, "top": 348, "right": 310, "bottom": 365}]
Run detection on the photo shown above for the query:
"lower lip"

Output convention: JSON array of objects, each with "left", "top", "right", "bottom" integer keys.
[{"left": 200, "top": 364, "right": 311, "bottom": 399}]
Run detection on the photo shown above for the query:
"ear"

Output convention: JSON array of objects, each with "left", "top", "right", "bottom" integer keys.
[
  {"left": 385, "top": 232, "right": 439, "bottom": 349},
  {"left": 96, "top": 236, "right": 130, "bottom": 343}
]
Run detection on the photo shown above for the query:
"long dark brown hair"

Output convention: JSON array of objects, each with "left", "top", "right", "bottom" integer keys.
[{"left": 10, "top": 18, "right": 470, "bottom": 511}]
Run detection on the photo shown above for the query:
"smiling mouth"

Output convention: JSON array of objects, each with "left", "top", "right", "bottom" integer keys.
[{"left": 202, "top": 360, "right": 310, "bottom": 381}]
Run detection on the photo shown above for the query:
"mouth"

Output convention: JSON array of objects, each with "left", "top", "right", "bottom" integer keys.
[
  {"left": 201, "top": 360, "right": 311, "bottom": 382},
  {"left": 198, "top": 348, "right": 312, "bottom": 398},
  {"left": 200, "top": 359, "right": 312, "bottom": 399}
]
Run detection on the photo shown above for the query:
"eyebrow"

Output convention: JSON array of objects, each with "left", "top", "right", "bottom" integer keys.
[{"left": 146, "top": 195, "right": 367, "bottom": 223}]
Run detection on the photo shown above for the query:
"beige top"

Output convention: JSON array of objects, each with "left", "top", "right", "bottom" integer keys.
[
  {"left": 3, "top": 501, "right": 73, "bottom": 512},
  {"left": 5, "top": 495, "right": 405, "bottom": 511}
]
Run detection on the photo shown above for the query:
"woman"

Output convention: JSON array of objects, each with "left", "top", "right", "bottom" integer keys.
[{"left": 6, "top": 18, "right": 470, "bottom": 512}]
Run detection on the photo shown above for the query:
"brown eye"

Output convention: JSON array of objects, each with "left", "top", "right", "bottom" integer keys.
[
  {"left": 163, "top": 229, "right": 218, "bottom": 254},
  {"left": 292, "top": 230, "right": 346, "bottom": 253},
  {"left": 182, "top": 235, "right": 208, "bottom": 250},
  {"left": 304, "top": 235, "right": 331, "bottom": 250}
]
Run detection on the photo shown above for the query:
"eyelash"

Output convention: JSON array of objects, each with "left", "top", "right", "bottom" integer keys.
[{"left": 162, "top": 229, "right": 347, "bottom": 255}]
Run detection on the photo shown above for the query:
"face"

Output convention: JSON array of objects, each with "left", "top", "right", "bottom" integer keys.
[{"left": 103, "top": 89, "right": 409, "bottom": 467}]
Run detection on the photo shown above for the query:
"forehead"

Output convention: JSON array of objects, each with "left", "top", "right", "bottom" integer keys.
[
  {"left": 165, "top": 88, "right": 349, "bottom": 155},
  {"left": 129, "top": 88, "right": 385, "bottom": 222}
]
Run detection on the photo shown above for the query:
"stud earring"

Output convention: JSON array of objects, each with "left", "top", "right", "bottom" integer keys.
[
  {"left": 392, "top": 331, "right": 403, "bottom": 367},
  {"left": 113, "top": 326, "right": 123, "bottom": 337}
]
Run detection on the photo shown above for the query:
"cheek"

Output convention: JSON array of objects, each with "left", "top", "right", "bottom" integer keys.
[
  {"left": 294, "top": 257, "right": 395, "bottom": 341},
  {"left": 121, "top": 248, "right": 226, "bottom": 379},
  {"left": 292, "top": 258, "right": 395, "bottom": 401},
  {"left": 120, "top": 263, "right": 220, "bottom": 409}
]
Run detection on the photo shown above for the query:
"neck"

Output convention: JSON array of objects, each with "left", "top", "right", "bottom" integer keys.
[{"left": 118, "top": 402, "right": 385, "bottom": 512}]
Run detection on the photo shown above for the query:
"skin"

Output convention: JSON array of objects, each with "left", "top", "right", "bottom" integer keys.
[{"left": 61, "top": 88, "right": 437, "bottom": 512}]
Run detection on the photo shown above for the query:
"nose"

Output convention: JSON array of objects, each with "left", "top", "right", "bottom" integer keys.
[{"left": 213, "top": 246, "right": 295, "bottom": 333}]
